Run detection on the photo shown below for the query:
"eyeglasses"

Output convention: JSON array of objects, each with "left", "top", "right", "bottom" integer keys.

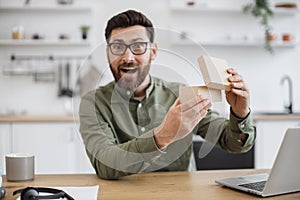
[{"left": 108, "top": 42, "right": 150, "bottom": 56}]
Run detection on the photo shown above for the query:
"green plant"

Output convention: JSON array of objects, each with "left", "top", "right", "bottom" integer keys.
[
  {"left": 80, "top": 25, "right": 90, "bottom": 40},
  {"left": 80, "top": 25, "right": 90, "bottom": 34},
  {"left": 243, "top": 0, "right": 274, "bottom": 53}
]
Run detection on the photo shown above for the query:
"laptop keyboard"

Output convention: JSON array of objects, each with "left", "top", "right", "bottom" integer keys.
[{"left": 238, "top": 181, "right": 267, "bottom": 192}]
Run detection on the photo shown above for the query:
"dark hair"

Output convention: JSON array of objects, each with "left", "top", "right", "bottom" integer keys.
[{"left": 105, "top": 10, "right": 154, "bottom": 43}]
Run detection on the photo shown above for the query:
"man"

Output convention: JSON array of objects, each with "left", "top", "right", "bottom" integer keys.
[{"left": 79, "top": 10, "right": 256, "bottom": 180}]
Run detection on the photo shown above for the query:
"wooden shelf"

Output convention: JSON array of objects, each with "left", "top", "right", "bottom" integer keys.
[
  {"left": 0, "top": 5, "right": 91, "bottom": 12},
  {"left": 172, "top": 39, "right": 298, "bottom": 48},
  {"left": 273, "top": 7, "right": 299, "bottom": 15},
  {"left": 170, "top": 5, "right": 241, "bottom": 13},
  {"left": 170, "top": 1, "right": 298, "bottom": 51},
  {"left": 0, "top": 39, "right": 91, "bottom": 46},
  {"left": 170, "top": 4, "right": 299, "bottom": 16}
]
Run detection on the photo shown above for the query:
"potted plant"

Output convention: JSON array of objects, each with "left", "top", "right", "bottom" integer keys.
[
  {"left": 243, "top": 0, "right": 274, "bottom": 53},
  {"left": 80, "top": 25, "right": 90, "bottom": 40}
]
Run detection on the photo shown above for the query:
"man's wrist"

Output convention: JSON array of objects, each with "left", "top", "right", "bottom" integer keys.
[
  {"left": 231, "top": 107, "right": 250, "bottom": 120},
  {"left": 153, "top": 127, "right": 171, "bottom": 149}
]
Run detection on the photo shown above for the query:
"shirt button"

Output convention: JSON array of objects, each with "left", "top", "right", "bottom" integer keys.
[
  {"left": 240, "top": 124, "right": 245, "bottom": 128},
  {"left": 141, "top": 127, "right": 146, "bottom": 132},
  {"left": 138, "top": 103, "right": 142, "bottom": 108}
]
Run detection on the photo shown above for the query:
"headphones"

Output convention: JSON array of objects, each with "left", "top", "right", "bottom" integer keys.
[
  {"left": 13, "top": 187, "right": 74, "bottom": 200},
  {"left": 0, "top": 187, "right": 5, "bottom": 200}
]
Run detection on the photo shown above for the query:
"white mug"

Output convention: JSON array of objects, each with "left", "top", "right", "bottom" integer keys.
[
  {"left": 5, "top": 153, "right": 35, "bottom": 182},
  {"left": 0, "top": 167, "right": 2, "bottom": 186}
]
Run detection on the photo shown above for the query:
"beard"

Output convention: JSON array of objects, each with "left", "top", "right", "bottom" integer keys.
[{"left": 111, "top": 61, "right": 151, "bottom": 92}]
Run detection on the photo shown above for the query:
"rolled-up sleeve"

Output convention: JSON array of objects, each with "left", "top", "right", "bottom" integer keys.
[{"left": 196, "top": 109, "right": 256, "bottom": 153}]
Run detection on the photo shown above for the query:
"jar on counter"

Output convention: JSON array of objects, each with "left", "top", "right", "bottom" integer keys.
[{"left": 12, "top": 26, "right": 25, "bottom": 40}]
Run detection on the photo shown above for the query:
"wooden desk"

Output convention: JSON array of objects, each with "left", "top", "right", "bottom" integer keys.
[{"left": 2, "top": 169, "right": 300, "bottom": 200}]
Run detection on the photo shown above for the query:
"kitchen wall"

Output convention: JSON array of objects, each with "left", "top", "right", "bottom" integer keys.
[{"left": 0, "top": 0, "right": 299, "bottom": 116}]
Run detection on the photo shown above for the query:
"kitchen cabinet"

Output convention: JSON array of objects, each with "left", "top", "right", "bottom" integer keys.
[
  {"left": 0, "top": 120, "right": 94, "bottom": 174},
  {"left": 0, "top": 123, "right": 10, "bottom": 172},
  {"left": 169, "top": 0, "right": 298, "bottom": 48},
  {"left": 254, "top": 119, "right": 300, "bottom": 169}
]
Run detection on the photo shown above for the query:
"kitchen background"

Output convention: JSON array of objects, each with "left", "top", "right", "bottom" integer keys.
[{"left": 0, "top": 0, "right": 300, "bottom": 174}]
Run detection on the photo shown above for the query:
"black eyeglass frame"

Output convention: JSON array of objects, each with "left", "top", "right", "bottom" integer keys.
[{"left": 107, "top": 42, "right": 151, "bottom": 56}]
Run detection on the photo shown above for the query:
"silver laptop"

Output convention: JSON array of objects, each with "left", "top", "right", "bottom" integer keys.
[{"left": 215, "top": 128, "right": 300, "bottom": 197}]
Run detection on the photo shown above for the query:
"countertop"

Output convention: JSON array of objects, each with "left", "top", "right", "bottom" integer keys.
[
  {"left": 1, "top": 113, "right": 300, "bottom": 123},
  {"left": 253, "top": 113, "right": 300, "bottom": 121},
  {"left": 0, "top": 115, "right": 78, "bottom": 123},
  {"left": 4, "top": 169, "right": 299, "bottom": 200}
]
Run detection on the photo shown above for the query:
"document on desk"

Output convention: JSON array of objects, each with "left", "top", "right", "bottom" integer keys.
[{"left": 16, "top": 185, "right": 99, "bottom": 200}]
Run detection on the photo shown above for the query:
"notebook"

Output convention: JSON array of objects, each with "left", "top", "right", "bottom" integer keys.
[{"left": 215, "top": 128, "right": 300, "bottom": 197}]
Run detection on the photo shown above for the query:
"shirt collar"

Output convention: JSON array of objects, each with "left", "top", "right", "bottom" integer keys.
[{"left": 145, "top": 76, "right": 154, "bottom": 99}]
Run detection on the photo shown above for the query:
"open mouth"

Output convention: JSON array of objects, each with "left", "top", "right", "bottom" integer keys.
[{"left": 120, "top": 67, "right": 138, "bottom": 74}]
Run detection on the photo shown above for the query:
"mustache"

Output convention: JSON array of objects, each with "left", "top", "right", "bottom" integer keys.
[{"left": 119, "top": 62, "right": 138, "bottom": 68}]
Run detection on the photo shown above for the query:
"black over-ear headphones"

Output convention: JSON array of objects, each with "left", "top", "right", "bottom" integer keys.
[
  {"left": 13, "top": 187, "right": 74, "bottom": 200},
  {"left": 0, "top": 187, "right": 6, "bottom": 200}
]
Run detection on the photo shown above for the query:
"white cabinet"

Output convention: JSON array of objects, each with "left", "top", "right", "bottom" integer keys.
[
  {"left": 255, "top": 120, "right": 300, "bottom": 169},
  {"left": 0, "top": 123, "right": 10, "bottom": 171},
  {"left": 0, "top": 122, "right": 94, "bottom": 174}
]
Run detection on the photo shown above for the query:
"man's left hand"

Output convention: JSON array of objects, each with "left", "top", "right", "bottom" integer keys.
[{"left": 225, "top": 68, "right": 250, "bottom": 119}]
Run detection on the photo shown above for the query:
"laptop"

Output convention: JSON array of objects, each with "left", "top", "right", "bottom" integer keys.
[{"left": 215, "top": 128, "right": 300, "bottom": 197}]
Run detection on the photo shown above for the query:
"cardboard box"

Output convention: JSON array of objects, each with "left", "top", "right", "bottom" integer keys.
[
  {"left": 179, "top": 85, "right": 222, "bottom": 103},
  {"left": 198, "top": 55, "right": 230, "bottom": 91}
]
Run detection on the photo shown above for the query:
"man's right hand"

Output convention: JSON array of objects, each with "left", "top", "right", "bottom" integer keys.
[{"left": 153, "top": 95, "right": 212, "bottom": 149}]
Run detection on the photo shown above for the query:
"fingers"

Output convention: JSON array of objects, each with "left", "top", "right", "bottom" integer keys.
[
  {"left": 226, "top": 80, "right": 249, "bottom": 98},
  {"left": 227, "top": 68, "right": 243, "bottom": 83},
  {"left": 179, "top": 95, "right": 205, "bottom": 112},
  {"left": 226, "top": 88, "right": 249, "bottom": 98},
  {"left": 156, "top": 96, "right": 211, "bottom": 148},
  {"left": 173, "top": 98, "right": 181, "bottom": 106},
  {"left": 181, "top": 98, "right": 211, "bottom": 119},
  {"left": 229, "top": 81, "right": 249, "bottom": 92},
  {"left": 176, "top": 98, "right": 210, "bottom": 137},
  {"left": 226, "top": 68, "right": 238, "bottom": 75},
  {"left": 227, "top": 68, "right": 249, "bottom": 92}
]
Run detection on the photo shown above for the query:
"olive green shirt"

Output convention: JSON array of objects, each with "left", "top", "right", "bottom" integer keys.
[{"left": 79, "top": 77, "right": 256, "bottom": 179}]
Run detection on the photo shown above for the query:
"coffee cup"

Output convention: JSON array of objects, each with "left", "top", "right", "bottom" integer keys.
[
  {"left": 0, "top": 167, "right": 2, "bottom": 186},
  {"left": 5, "top": 153, "right": 34, "bottom": 182}
]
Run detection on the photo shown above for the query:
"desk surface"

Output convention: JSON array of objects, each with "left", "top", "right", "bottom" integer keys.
[{"left": 2, "top": 169, "right": 300, "bottom": 200}]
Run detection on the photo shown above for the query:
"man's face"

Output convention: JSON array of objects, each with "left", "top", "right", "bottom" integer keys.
[{"left": 107, "top": 25, "right": 157, "bottom": 91}]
